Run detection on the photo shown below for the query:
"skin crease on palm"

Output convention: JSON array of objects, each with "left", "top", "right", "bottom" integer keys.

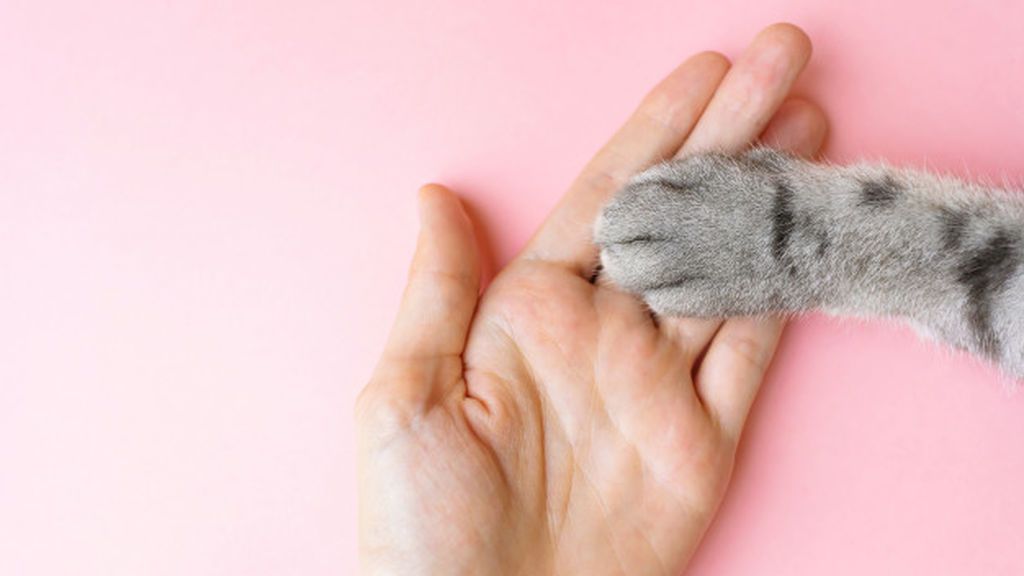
[{"left": 357, "top": 23, "right": 829, "bottom": 576}]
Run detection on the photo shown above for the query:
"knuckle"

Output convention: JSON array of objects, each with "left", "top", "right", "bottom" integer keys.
[
  {"left": 719, "top": 331, "right": 772, "bottom": 373},
  {"left": 354, "top": 379, "right": 423, "bottom": 437}
]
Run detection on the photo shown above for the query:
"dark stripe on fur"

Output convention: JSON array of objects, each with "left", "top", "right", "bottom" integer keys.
[
  {"left": 654, "top": 178, "right": 691, "bottom": 194},
  {"left": 642, "top": 275, "right": 707, "bottom": 292},
  {"left": 957, "top": 229, "right": 1018, "bottom": 357},
  {"left": 616, "top": 234, "right": 662, "bottom": 245},
  {"left": 859, "top": 176, "right": 902, "bottom": 208},
  {"left": 771, "top": 181, "right": 796, "bottom": 262},
  {"left": 815, "top": 230, "right": 831, "bottom": 257}
]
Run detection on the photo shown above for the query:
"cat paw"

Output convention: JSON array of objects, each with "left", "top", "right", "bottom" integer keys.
[{"left": 594, "top": 148, "right": 794, "bottom": 316}]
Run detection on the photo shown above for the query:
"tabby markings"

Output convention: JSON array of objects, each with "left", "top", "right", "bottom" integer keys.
[
  {"left": 957, "top": 229, "right": 1019, "bottom": 357},
  {"left": 771, "top": 181, "right": 796, "bottom": 262},
  {"left": 859, "top": 176, "right": 903, "bottom": 208}
]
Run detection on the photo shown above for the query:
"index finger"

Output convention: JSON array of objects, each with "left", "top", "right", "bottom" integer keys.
[{"left": 519, "top": 51, "right": 730, "bottom": 274}]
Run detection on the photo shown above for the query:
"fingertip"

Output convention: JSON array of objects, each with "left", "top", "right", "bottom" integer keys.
[
  {"left": 761, "top": 97, "right": 829, "bottom": 157},
  {"left": 411, "top": 182, "right": 478, "bottom": 280},
  {"left": 759, "top": 22, "right": 813, "bottom": 60},
  {"left": 671, "top": 51, "right": 730, "bottom": 92},
  {"left": 644, "top": 50, "right": 730, "bottom": 120},
  {"left": 801, "top": 100, "right": 829, "bottom": 155},
  {"left": 417, "top": 182, "right": 472, "bottom": 228},
  {"left": 688, "top": 50, "right": 731, "bottom": 72},
  {"left": 417, "top": 182, "right": 454, "bottom": 214},
  {"left": 418, "top": 182, "right": 450, "bottom": 200}
]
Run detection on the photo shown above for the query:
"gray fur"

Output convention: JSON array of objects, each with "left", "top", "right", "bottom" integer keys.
[{"left": 594, "top": 148, "right": 1024, "bottom": 378}]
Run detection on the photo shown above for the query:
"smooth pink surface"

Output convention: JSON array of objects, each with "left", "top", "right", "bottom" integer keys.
[{"left": 3, "top": 1, "right": 1024, "bottom": 574}]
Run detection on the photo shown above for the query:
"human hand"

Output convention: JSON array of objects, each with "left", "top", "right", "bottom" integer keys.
[{"left": 357, "top": 23, "right": 828, "bottom": 576}]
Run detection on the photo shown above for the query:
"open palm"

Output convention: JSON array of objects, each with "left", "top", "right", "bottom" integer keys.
[{"left": 358, "top": 24, "right": 827, "bottom": 576}]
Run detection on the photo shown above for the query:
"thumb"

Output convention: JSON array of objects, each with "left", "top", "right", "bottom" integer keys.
[{"left": 372, "top": 184, "right": 481, "bottom": 410}]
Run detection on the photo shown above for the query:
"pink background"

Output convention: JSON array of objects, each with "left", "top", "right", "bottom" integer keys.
[{"left": 3, "top": 1, "right": 1024, "bottom": 574}]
